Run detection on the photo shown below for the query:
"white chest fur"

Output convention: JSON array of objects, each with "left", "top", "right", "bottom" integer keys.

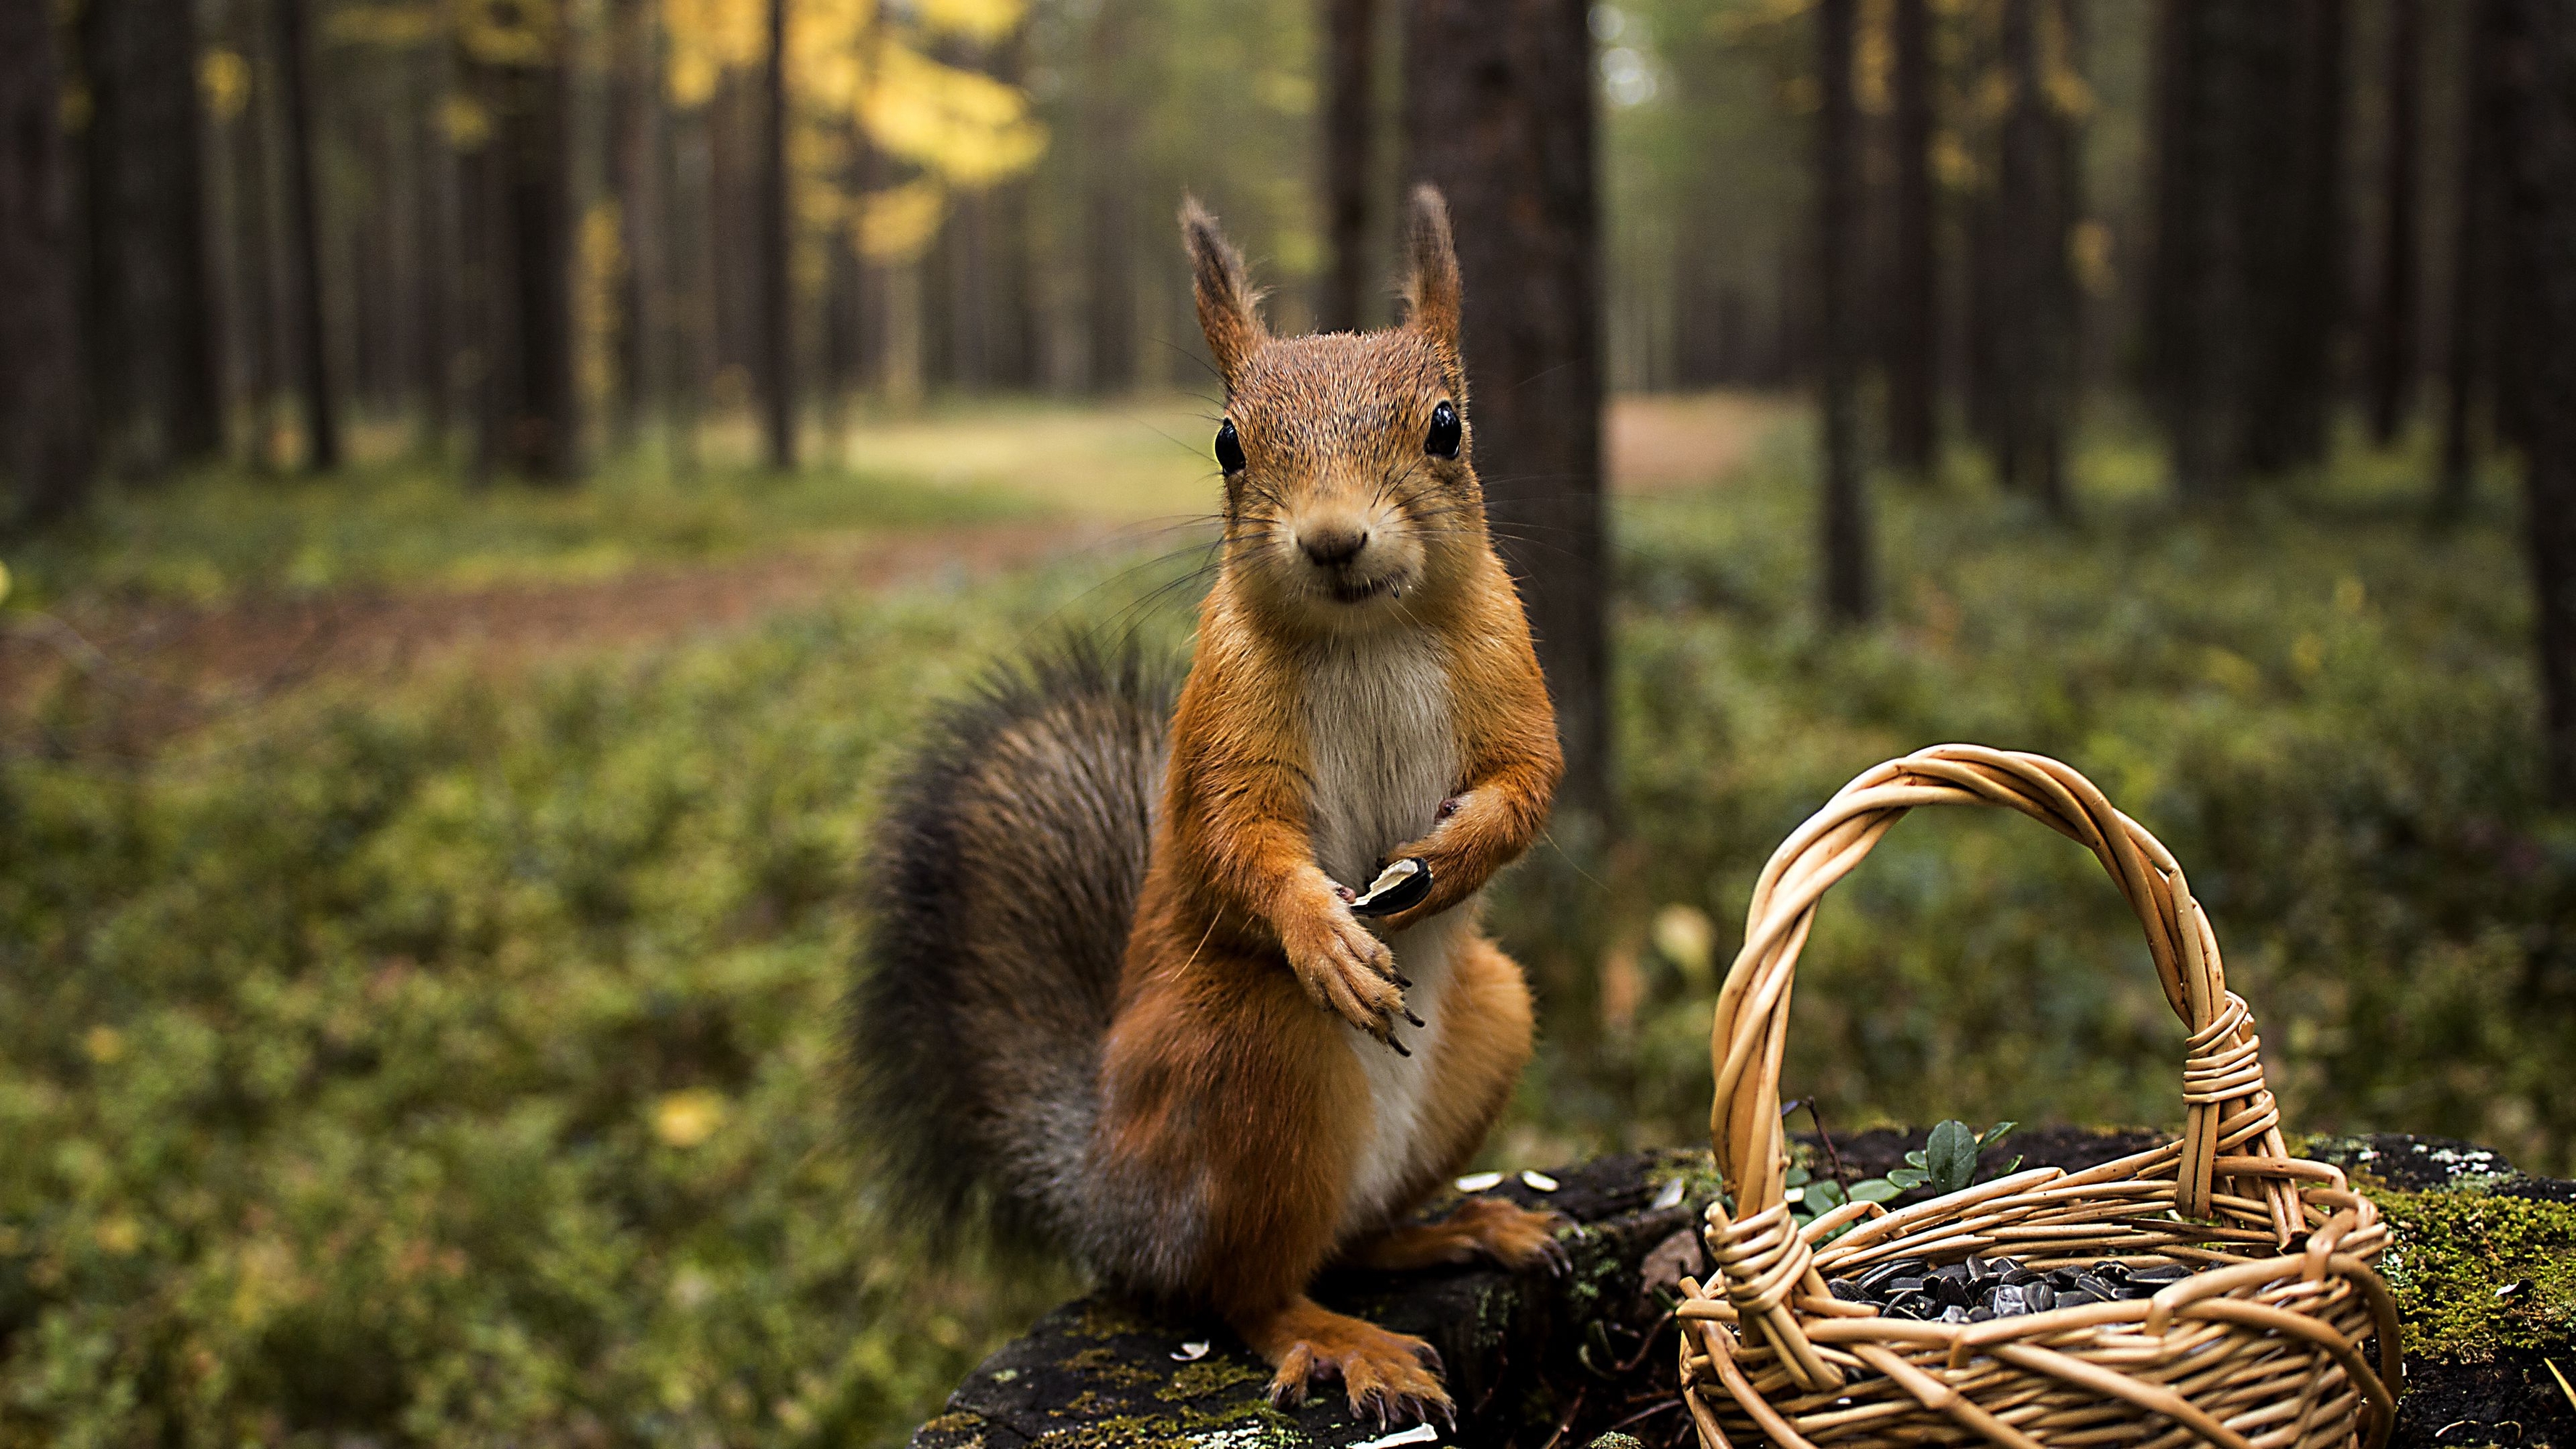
[{"left": 1296, "top": 638, "right": 1465, "bottom": 1237}]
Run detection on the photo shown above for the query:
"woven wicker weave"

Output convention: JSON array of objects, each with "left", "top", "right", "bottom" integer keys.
[{"left": 1675, "top": 745, "right": 2401, "bottom": 1449}]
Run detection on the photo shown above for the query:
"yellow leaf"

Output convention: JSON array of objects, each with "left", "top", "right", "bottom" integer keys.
[
  {"left": 651, "top": 1089, "right": 729, "bottom": 1148},
  {"left": 916, "top": 0, "right": 1021, "bottom": 43},
  {"left": 95, "top": 1216, "right": 143, "bottom": 1255},
  {"left": 858, "top": 178, "right": 947, "bottom": 262},
  {"left": 458, "top": 0, "right": 558, "bottom": 67},
  {"left": 440, "top": 93, "right": 493, "bottom": 149},
  {"left": 1652, "top": 904, "right": 1716, "bottom": 990},
  {"left": 199, "top": 49, "right": 251, "bottom": 123},
  {"left": 83, "top": 1024, "right": 125, "bottom": 1064}
]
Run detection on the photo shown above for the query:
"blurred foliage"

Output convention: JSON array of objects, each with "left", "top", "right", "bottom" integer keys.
[
  {"left": 0, "top": 456, "right": 1031, "bottom": 608},
  {"left": 0, "top": 578, "right": 1155, "bottom": 1445},
  {"left": 6, "top": 409, "right": 2574, "bottom": 1441},
  {"left": 1499, "top": 421, "right": 2576, "bottom": 1183}
]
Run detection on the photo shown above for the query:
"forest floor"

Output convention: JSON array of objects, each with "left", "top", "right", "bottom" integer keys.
[{"left": 0, "top": 391, "right": 1791, "bottom": 755}]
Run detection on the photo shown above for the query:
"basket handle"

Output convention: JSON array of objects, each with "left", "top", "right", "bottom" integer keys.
[{"left": 1708, "top": 745, "right": 2298, "bottom": 1233}]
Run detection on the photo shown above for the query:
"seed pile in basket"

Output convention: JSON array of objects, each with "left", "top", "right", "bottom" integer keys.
[{"left": 1825, "top": 1254, "right": 2194, "bottom": 1323}]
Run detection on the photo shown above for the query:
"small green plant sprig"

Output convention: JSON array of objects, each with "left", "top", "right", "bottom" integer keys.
[{"left": 1789, "top": 1120, "right": 2021, "bottom": 1238}]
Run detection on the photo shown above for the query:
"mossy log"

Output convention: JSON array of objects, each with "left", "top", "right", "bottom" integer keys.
[{"left": 911, "top": 1131, "right": 2576, "bottom": 1449}]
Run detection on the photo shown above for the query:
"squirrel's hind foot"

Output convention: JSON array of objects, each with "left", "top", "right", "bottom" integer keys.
[
  {"left": 1349, "top": 1196, "right": 1573, "bottom": 1276},
  {"left": 1244, "top": 1298, "right": 1451, "bottom": 1429}
]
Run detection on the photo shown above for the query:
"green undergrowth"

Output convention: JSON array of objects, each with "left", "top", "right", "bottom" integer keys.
[
  {"left": 4, "top": 452, "right": 1035, "bottom": 606},
  {"left": 2368, "top": 1186, "right": 2576, "bottom": 1361},
  {"left": 1, "top": 575, "right": 1188, "bottom": 1447},
  {"left": 1502, "top": 419, "right": 2576, "bottom": 1182}
]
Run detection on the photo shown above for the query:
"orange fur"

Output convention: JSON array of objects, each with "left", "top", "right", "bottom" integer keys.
[{"left": 1095, "top": 190, "right": 1563, "bottom": 1425}]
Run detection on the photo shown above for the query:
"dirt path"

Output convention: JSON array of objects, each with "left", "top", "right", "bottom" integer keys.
[{"left": 0, "top": 519, "right": 1116, "bottom": 754}]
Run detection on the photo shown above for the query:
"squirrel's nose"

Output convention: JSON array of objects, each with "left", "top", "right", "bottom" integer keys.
[{"left": 1299, "top": 525, "right": 1369, "bottom": 569}]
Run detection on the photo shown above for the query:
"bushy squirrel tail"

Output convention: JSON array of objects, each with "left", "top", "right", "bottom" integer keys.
[{"left": 844, "top": 637, "right": 1174, "bottom": 1256}]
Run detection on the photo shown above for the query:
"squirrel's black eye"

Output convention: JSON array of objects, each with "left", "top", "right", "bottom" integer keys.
[
  {"left": 1426, "top": 400, "right": 1461, "bottom": 459},
  {"left": 1215, "top": 419, "right": 1245, "bottom": 474}
]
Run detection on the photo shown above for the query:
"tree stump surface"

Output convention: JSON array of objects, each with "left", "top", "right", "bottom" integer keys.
[{"left": 911, "top": 1130, "right": 2576, "bottom": 1449}]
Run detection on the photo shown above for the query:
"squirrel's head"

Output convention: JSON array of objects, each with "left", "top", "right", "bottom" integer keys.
[{"left": 1183, "top": 186, "right": 1482, "bottom": 636}]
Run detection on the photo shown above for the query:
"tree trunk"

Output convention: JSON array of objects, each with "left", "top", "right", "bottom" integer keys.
[
  {"left": 1989, "top": 0, "right": 2078, "bottom": 514},
  {"left": 2151, "top": 0, "right": 2335, "bottom": 497},
  {"left": 1318, "top": 0, "right": 1377, "bottom": 333},
  {"left": 474, "top": 43, "right": 579, "bottom": 481},
  {"left": 1082, "top": 0, "right": 1138, "bottom": 393},
  {"left": 272, "top": 0, "right": 338, "bottom": 470},
  {"left": 81, "top": 0, "right": 225, "bottom": 473},
  {"left": 1405, "top": 0, "right": 1611, "bottom": 827},
  {"left": 1816, "top": 0, "right": 1873, "bottom": 623},
  {"left": 1886, "top": 0, "right": 1936, "bottom": 477},
  {"left": 2438, "top": 0, "right": 2501, "bottom": 517},
  {"left": 758, "top": 0, "right": 795, "bottom": 468},
  {"left": 2251, "top": 0, "right": 2347, "bottom": 474},
  {"left": 986, "top": 25, "right": 1037, "bottom": 388},
  {"left": 224, "top": 0, "right": 283, "bottom": 465},
  {"left": 414, "top": 48, "right": 456, "bottom": 454},
  {"left": 0, "top": 0, "right": 93, "bottom": 523},
  {"left": 2367, "top": 0, "right": 2423, "bottom": 446},
  {"left": 2147, "top": 0, "right": 2215, "bottom": 497},
  {"left": 610, "top": 0, "right": 664, "bottom": 448},
  {"left": 2491, "top": 0, "right": 2576, "bottom": 802}
]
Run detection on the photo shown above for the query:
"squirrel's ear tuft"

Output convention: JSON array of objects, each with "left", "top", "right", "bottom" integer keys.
[
  {"left": 1400, "top": 185, "right": 1462, "bottom": 356},
  {"left": 1180, "top": 196, "right": 1266, "bottom": 388}
]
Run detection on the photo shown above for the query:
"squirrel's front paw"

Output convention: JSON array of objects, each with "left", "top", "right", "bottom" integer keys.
[{"left": 1284, "top": 909, "right": 1415, "bottom": 1048}]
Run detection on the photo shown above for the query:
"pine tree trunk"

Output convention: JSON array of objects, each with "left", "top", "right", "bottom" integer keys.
[
  {"left": 2253, "top": 0, "right": 2347, "bottom": 473},
  {"left": 2438, "top": 0, "right": 2500, "bottom": 517},
  {"left": 1992, "top": 0, "right": 2076, "bottom": 515},
  {"left": 2147, "top": 0, "right": 2214, "bottom": 496},
  {"left": 1885, "top": 0, "right": 1937, "bottom": 477},
  {"left": 1318, "top": 0, "right": 1376, "bottom": 333},
  {"left": 413, "top": 45, "right": 454, "bottom": 455},
  {"left": 611, "top": 0, "right": 665, "bottom": 448},
  {"left": 1816, "top": 0, "right": 1873, "bottom": 623},
  {"left": 1405, "top": 0, "right": 1611, "bottom": 827},
  {"left": 0, "top": 0, "right": 93, "bottom": 523},
  {"left": 2367, "top": 0, "right": 2423, "bottom": 446},
  {"left": 1081, "top": 0, "right": 1137, "bottom": 393},
  {"left": 476, "top": 44, "right": 578, "bottom": 481},
  {"left": 986, "top": 25, "right": 1037, "bottom": 388},
  {"left": 2151, "top": 0, "right": 2333, "bottom": 496},
  {"left": 758, "top": 0, "right": 795, "bottom": 467},
  {"left": 2491, "top": 0, "right": 2576, "bottom": 802},
  {"left": 224, "top": 0, "right": 283, "bottom": 464},
  {"left": 273, "top": 0, "right": 338, "bottom": 469},
  {"left": 82, "top": 0, "right": 225, "bottom": 472}
]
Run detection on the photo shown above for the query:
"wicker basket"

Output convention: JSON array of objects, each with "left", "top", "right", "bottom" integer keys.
[{"left": 1675, "top": 745, "right": 2401, "bottom": 1449}]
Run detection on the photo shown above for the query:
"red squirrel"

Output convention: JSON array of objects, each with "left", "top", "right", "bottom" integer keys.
[{"left": 850, "top": 185, "right": 1565, "bottom": 1428}]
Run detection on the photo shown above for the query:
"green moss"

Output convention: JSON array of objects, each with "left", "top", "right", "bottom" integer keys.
[
  {"left": 2367, "top": 1186, "right": 2576, "bottom": 1361},
  {"left": 1073, "top": 1300, "right": 1160, "bottom": 1339},
  {"left": 1057, "top": 1345, "right": 1161, "bottom": 1388},
  {"left": 1646, "top": 1150, "right": 1725, "bottom": 1207},
  {"left": 1158, "top": 1357, "right": 1265, "bottom": 1401}
]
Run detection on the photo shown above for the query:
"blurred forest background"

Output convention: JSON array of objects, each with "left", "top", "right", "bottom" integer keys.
[{"left": 7, "top": 0, "right": 2576, "bottom": 1442}]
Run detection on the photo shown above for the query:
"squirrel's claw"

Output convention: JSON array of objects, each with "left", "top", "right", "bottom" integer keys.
[{"left": 1536, "top": 1231, "right": 1575, "bottom": 1277}]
